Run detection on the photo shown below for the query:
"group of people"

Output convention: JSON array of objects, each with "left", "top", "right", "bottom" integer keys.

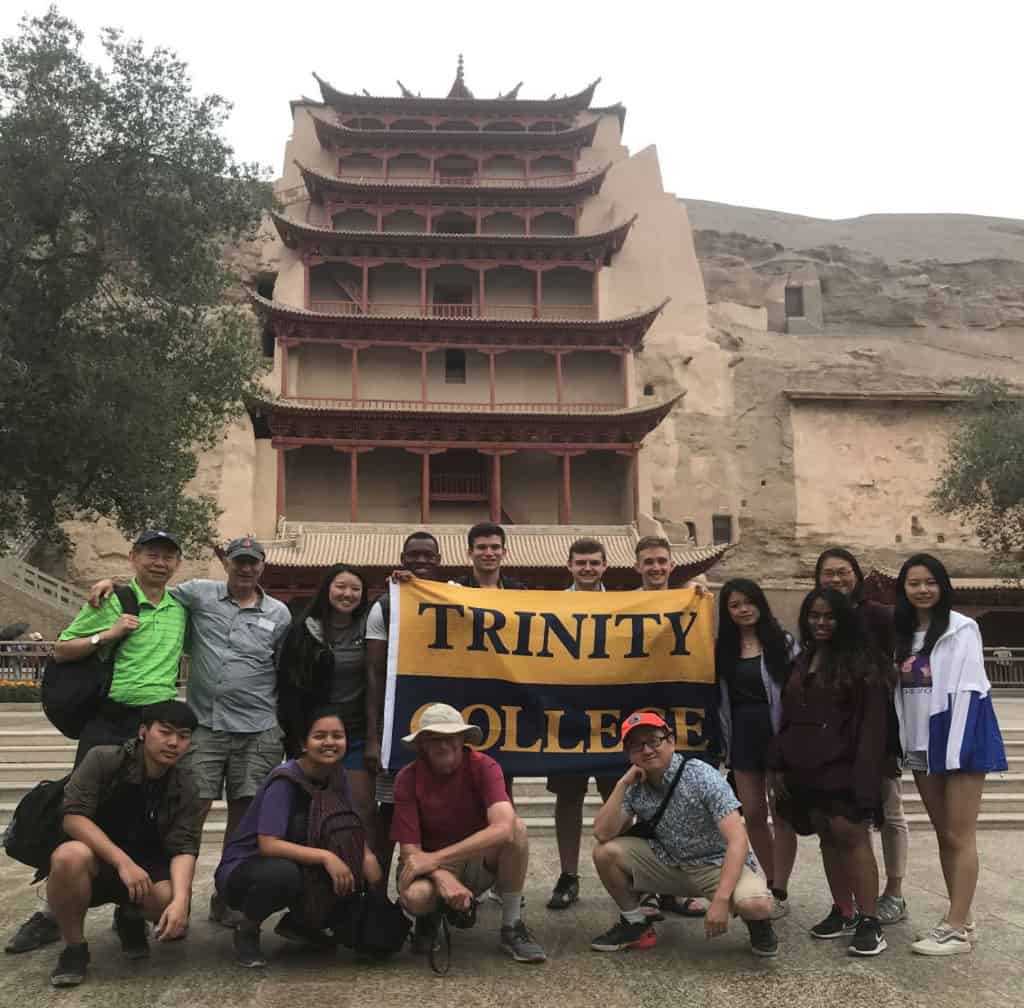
[{"left": 3, "top": 523, "right": 1008, "bottom": 987}]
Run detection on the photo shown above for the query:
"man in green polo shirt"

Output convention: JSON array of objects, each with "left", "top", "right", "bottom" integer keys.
[
  {"left": 4, "top": 529, "right": 188, "bottom": 958},
  {"left": 56, "top": 529, "right": 187, "bottom": 765}
]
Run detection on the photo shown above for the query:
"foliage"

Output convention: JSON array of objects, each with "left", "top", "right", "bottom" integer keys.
[
  {"left": 930, "top": 378, "right": 1024, "bottom": 572},
  {"left": 0, "top": 7, "right": 274, "bottom": 554},
  {"left": 0, "top": 681, "right": 43, "bottom": 702}
]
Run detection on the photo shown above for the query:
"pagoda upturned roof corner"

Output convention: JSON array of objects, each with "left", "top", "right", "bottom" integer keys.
[
  {"left": 269, "top": 210, "right": 637, "bottom": 263},
  {"left": 312, "top": 73, "right": 601, "bottom": 115}
]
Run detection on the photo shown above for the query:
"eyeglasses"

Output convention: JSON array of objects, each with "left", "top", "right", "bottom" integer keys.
[{"left": 625, "top": 734, "right": 670, "bottom": 755}]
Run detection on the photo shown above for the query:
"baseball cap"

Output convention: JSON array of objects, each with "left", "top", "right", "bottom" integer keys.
[
  {"left": 225, "top": 536, "right": 265, "bottom": 561},
  {"left": 620, "top": 711, "right": 669, "bottom": 741},
  {"left": 133, "top": 529, "right": 181, "bottom": 552}
]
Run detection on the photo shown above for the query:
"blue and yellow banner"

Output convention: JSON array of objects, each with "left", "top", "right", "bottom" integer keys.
[{"left": 382, "top": 580, "right": 721, "bottom": 775}]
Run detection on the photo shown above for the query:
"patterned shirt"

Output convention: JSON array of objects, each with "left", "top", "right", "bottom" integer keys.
[{"left": 623, "top": 753, "right": 753, "bottom": 868}]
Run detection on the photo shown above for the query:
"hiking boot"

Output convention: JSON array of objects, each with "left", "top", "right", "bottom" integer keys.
[
  {"left": 810, "top": 904, "right": 858, "bottom": 939},
  {"left": 912, "top": 922, "right": 971, "bottom": 956},
  {"left": 747, "top": 918, "right": 779, "bottom": 957},
  {"left": 590, "top": 916, "right": 657, "bottom": 952},
  {"left": 114, "top": 905, "right": 149, "bottom": 960},
  {"left": 5, "top": 911, "right": 60, "bottom": 954},
  {"left": 50, "top": 943, "right": 90, "bottom": 987},
  {"left": 546, "top": 872, "right": 580, "bottom": 910},
  {"left": 233, "top": 924, "right": 267, "bottom": 967},
  {"left": 849, "top": 915, "right": 887, "bottom": 956},
  {"left": 411, "top": 914, "right": 442, "bottom": 954},
  {"left": 875, "top": 894, "right": 907, "bottom": 924},
  {"left": 498, "top": 920, "right": 547, "bottom": 963},
  {"left": 209, "top": 892, "right": 245, "bottom": 929}
]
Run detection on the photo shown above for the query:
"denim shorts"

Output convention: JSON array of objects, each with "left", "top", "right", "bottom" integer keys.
[{"left": 904, "top": 750, "right": 929, "bottom": 773}]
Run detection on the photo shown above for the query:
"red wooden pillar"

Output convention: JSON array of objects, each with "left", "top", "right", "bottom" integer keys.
[
  {"left": 558, "top": 453, "right": 572, "bottom": 524},
  {"left": 349, "top": 450, "right": 359, "bottom": 521},
  {"left": 361, "top": 261, "right": 369, "bottom": 312},
  {"left": 488, "top": 352, "right": 496, "bottom": 407},
  {"left": 554, "top": 351, "right": 564, "bottom": 405},
  {"left": 426, "top": 199, "right": 433, "bottom": 231},
  {"left": 479, "top": 269, "right": 486, "bottom": 317},
  {"left": 490, "top": 453, "right": 502, "bottom": 522},
  {"left": 279, "top": 339, "right": 290, "bottom": 397},
  {"left": 276, "top": 449, "right": 286, "bottom": 520},
  {"left": 534, "top": 269, "right": 542, "bottom": 319},
  {"left": 303, "top": 259, "right": 311, "bottom": 309},
  {"left": 592, "top": 267, "right": 600, "bottom": 318},
  {"left": 376, "top": 205, "right": 383, "bottom": 231},
  {"left": 619, "top": 351, "right": 630, "bottom": 406},
  {"left": 420, "top": 349, "right": 429, "bottom": 403},
  {"left": 421, "top": 452, "right": 431, "bottom": 524},
  {"left": 631, "top": 448, "right": 640, "bottom": 521},
  {"left": 475, "top": 208, "right": 482, "bottom": 235},
  {"left": 524, "top": 211, "right": 532, "bottom": 236},
  {"left": 420, "top": 267, "right": 427, "bottom": 314},
  {"left": 351, "top": 346, "right": 360, "bottom": 401}
]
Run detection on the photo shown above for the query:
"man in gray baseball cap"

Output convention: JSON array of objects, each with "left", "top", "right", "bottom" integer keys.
[
  {"left": 391, "top": 703, "right": 546, "bottom": 964},
  {"left": 83, "top": 534, "right": 291, "bottom": 928}
]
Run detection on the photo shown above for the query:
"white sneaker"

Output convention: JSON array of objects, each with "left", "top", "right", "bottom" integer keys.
[
  {"left": 912, "top": 922, "right": 971, "bottom": 956},
  {"left": 769, "top": 896, "right": 789, "bottom": 920},
  {"left": 915, "top": 916, "right": 976, "bottom": 941}
]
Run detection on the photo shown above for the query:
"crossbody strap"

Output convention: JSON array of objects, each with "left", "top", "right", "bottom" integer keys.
[{"left": 644, "top": 756, "right": 687, "bottom": 832}]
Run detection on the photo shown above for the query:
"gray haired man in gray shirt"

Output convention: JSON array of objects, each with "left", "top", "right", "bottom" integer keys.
[{"left": 87, "top": 536, "right": 291, "bottom": 927}]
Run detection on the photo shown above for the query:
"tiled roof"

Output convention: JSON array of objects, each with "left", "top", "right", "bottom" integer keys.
[{"left": 263, "top": 522, "right": 732, "bottom": 571}]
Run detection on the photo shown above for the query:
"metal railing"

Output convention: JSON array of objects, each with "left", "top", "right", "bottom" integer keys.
[
  {"left": 0, "top": 642, "right": 191, "bottom": 687},
  {"left": 307, "top": 300, "right": 597, "bottom": 321}
]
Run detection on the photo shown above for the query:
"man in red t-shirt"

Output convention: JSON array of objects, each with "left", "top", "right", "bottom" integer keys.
[{"left": 392, "top": 703, "right": 546, "bottom": 964}]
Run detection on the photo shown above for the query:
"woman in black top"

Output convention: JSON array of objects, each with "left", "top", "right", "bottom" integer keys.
[
  {"left": 278, "top": 565, "right": 375, "bottom": 844},
  {"left": 716, "top": 579, "right": 798, "bottom": 919}
]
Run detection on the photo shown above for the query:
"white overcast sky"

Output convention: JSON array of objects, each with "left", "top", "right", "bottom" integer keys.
[{"left": 3, "top": 0, "right": 1022, "bottom": 221}]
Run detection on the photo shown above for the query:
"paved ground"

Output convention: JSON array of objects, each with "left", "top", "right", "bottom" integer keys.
[{"left": 2, "top": 828, "right": 1023, "bottom": 1008}]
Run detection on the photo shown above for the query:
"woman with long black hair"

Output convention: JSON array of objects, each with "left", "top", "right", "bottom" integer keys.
[
  {"left": 716, "top": 579, "right": 799, "bottom": 919},
  {"left": 893, "top": 553, "right": 1007, "bottom": 956},
  {"left": 277, "top": 564, "right": 376, "bottom": 844},
  {"left": 772, "top": 588, "right": 894, "bottom": 957},
  {"left": 815, "top": 547, "right": 909, "bottom": 925}
]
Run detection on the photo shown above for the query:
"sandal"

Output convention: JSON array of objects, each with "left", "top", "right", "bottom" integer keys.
[{"left": 657, "top": 895, "right": 707, "bottom": 918}]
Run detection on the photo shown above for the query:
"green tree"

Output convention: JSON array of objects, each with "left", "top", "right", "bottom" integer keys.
[
  {"left": 0, "top": 7, "right": 273, "bottom": 554},
  {"left": 931, "top": 378, "right": 1024, "bottom": 572}
]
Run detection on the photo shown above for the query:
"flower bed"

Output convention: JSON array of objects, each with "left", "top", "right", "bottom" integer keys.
[{"left": 0, "top": 680, "right": 42, "bottom": 702}]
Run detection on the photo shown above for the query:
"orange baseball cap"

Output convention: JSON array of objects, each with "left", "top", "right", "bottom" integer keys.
[{"left": 620, "top": 711, "right": 669, "bottom": 741}]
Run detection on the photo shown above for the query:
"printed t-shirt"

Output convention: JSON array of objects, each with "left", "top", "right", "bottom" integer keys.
[
  {"left": 900, "top": 630, "right": 932, "bottom": 753},
  {"left": 391, "top": 748, "right": 508, "bottom": 852}
]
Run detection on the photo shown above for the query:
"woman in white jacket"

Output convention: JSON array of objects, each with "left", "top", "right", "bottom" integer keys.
[{"left": 893, "top": 553, "right": 1007, "bottom": 957}]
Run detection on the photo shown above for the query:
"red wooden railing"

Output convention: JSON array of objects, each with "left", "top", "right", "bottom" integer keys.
[
  {"left": 285, "top": 398, "right": 622, "bottom": 414},
  {"left": 307, "top": 300, "right": 597, "bottom": 321}
]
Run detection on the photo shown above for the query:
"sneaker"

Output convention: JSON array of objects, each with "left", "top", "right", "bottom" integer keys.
[
  {"left": 209, "top": 892, "right": 245, "bottom": 929},
  {"left": 912, "top": 922, "right": 971, "bottom": 956},
  {"left": 590, "top": 916, "right": 657, "bottom": 952},
  {"left": 747, "top": 918, "right": 779, "bottom": 957},
  {"left": 875, "top": 894, "right": 907, "bottom": 924},
  {"left": 485, "top": 887, "right": 503, "bottom": 904},
  {"left": 233, "top": 925, "right": 267, "bottom": 968},
  {"left": 849, "top": 915, "right": 887, "bottom": 956},
  {"left": 114, "top": 905, "right": 149, "bottom": 960},
  {"left": 50, "top": 943, "right": 90, "bottom": 987},
  {"left": 498, "top": 920, "right": 547, "bottom": 963},
  {"left": 274, "top": 912, "right": 333, "bottom": 947},
  {"left": 915, "top": 916, "right": 976, "bottom": 940},
  {"left": 5, "top": 911, "right": 61, "bottom": 954},
  {"left": 411, "top": 914, "right": 442, "bottom": 955},
  {"left": 770, "top": 896, "right": 790, "bottom": 920},
  {"left": 546, "top": 873, "right": 580, "bottom": 910},
  {"left": 810, "top": 905, "right": 858, "bottom": 939}
]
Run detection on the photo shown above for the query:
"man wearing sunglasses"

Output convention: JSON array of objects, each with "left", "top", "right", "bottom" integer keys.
[{"left": 589, "top": 712, "right": 778, "bottom": 957}]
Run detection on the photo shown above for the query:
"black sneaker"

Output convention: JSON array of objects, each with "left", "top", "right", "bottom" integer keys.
[
  {"left": 546, "top": 872, "right": 580, "bottom": 910},
  {"left": 747, "top": 918, "right": 779, "bottom": 957},
  {"left": 114, "top": 905, "right": 149, "bottom": 960},
  {"left": 410, "top": 914, "right": 442, "bottom": 954},
  {"left": 233, "top": 924, "right": 266, "bottom": 968},
  {"left": 50, "top": 943, "right": 90, "bottom": 987},
  {"left": 5, "top": 911, "right": 60, "bottom": 954},
  {"left": 849, "top": 915, "right": 887, "bottom": 956},
  {"left": 810, "top": 905, "right": 859, "bottom": 939},
  {"left": 590, "top": 916, "right": 657, "bottom": 952},
  {"left": 274, "top": 912, "right": 333, "bottom": 948}
]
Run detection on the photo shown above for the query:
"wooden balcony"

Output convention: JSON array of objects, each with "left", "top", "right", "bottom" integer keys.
[
  {"left": 283, "top": 398, "right": 624, "bottom": 414},
  {"left": 307, "top": 300, "right": 597, "bottom": 321},
  {"left": 430, "top": 472, "right": 488, "bottom": 501}
]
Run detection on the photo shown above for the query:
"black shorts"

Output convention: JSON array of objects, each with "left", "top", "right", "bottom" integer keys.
[
  {"left": 89, "top": 850, "right": 171, "bottom": 907},
  {"left": 729, "top": 703, "right": 774, "bottom": 773}
]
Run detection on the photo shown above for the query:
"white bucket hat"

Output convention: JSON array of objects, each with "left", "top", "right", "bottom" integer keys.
[{"left": 402, "top": 702, "right": 483, "bottom": 747}]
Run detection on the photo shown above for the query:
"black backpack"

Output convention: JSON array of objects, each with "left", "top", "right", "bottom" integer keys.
[
  {"left": 41, "top": 585, "right": 139, "bottom": 739},
  {"left": 3, "top": 775, "right": 71, "bottom": 881}
]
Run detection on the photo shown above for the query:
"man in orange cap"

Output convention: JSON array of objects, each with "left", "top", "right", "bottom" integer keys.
[{"left": 589, "top": 712, "right": 778, "bottom": 957}]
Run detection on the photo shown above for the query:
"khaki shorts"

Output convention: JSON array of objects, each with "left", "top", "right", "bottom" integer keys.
[
  {"left": 546, "top": 774, "right": 618, "bottom": 799},
  {"left": 610, "top": 836, "right": 769, "bottom": 911},
  {"left": 182, "top": 725, "right": 284, "bottom": 801},
  {"left": 400, "top": 855, "right": 496, "bottom": 898}
]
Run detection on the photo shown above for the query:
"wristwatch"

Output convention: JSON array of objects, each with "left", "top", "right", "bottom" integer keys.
[{"left": 90, "top": 634, "right": 101, "bottom": 647}]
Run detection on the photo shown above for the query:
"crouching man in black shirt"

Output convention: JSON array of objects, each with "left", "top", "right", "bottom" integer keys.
[{"left": 46, "top": 700, "right": 202, "bottom": 988}]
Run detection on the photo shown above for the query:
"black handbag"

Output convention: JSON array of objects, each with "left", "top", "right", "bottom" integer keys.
[
  {"left": 41, "top": 586, "right": 139, "bottom": 739},
  {"left": 337, "top": 888, "right": 411, "bottom": 959},
  {"left": 623, "top": 756, "right": 687, "bottom": 840}
]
